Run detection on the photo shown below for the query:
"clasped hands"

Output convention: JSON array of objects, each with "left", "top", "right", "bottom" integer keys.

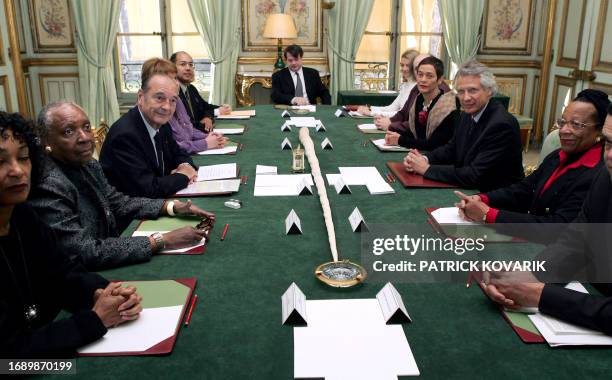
[
  {"left": 402, "top": 150, "right": 429, "bottom": 175},
  {"left": 453, "top": 191, "right": 490, "bottom": 223},
  {"left": 478, "top": 271, "right": 545, "bottom": 310},
  {"left": 92, "top": 282, "right": 143, "bottom": 328}
]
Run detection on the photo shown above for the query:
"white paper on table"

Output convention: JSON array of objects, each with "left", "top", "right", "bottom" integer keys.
[
  {"left": 366, "top": 180, "right": 395, "bottom": 195},
  {"left": 196, "top": 163, "right": 237, "bottom": 181},
  {"left": 231, "top": 110, "right": 256, "bottom": 116},
  {"left": 215, "top": 115, "right": 250, "bottom": 120},
  {"left": 357, "top": 123, "right": 378, "bottom": 131},
  {"left": 212, "top": 128, "right": 244, "bottom": 135},
  {"left": 325, "top": 173, "right": 342, "bottom": 186},
  {"left": 254, "top": 174, "right": 313, "bottom": 196},
  {"left": 339, "top": 167, "right": 384, "bottom": 186},
  {"left": 78, "top": 305, "right": 183, "bottom": 354},
  {"left": 196, "top": 146, "right": 238, "bottom": 155},
  {"left": 294, "top": 299, "right": 419, "bottom": 379},
  {"left": 288, "top": 117, "right": 318, "bottom": 127},
  {"left": 175, "top": 179, "right": 240, "bottom": 195},
  {"left": 349, "top": 111, "right": 369, "bottom": 117},
  {"left": 430, "top": 207, "right": 476, "bottom": 225},
  {"left": 132, "top": 231, "right": 206, "bottom": 253},
  {"left": 371, "top": 138, "right": 410, "bottom": 152},
  {"left": 292, "top": 105, "right": 316, "bottom": 112},
  {"left": 528, "top": 282, "right": 612, "bottom": 346},
  {"left": 256, "top": 165, "right": 277, "bottom": 175}
]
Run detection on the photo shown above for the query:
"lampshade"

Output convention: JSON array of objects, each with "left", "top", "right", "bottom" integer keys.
[{"left": 262, "top": 13, "right": 298, "bottom": 39}]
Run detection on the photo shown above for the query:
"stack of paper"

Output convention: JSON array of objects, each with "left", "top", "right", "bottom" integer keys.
[
  {"left": 292, "top": 105, "right": 316, "bottom": 112},
  {"left": 371, "top": 138, "right": 410, "bottom": 152},
  {"left": 338, "top": 167, "right": 395, "bottom": 195},
  {"left": 212, "top": 125, "right": 245, "bottom": 135},
  {"left": 254, "top": 174, "right": 314, "bottom": 196},
  {"left": 196, "top": 163, "right": 238, "bottom": 182},
  {"left": 216, "top": 110, "right": 255, "bottom": 120},
  {"left": 528, "top": 282, "right": 612, "bottom": 346},
  {"left": 175, "top": 179, "right": 240, "bottom": 196},
  {"left": 256, "top": 165, "right": 277, "bottom": 175},
  {"left": 430, "top": 207, "right": 477, "bottom": 225},
  {"left": 196, "top": 141, "right": 238, "bottom": 155},
  {"left": 286, "top": 117, "right": 322, "bottom": 128}
]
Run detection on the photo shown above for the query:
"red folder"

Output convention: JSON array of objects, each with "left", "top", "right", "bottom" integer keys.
[
  {"left": 78, "top": 278, "right": 197, "bottom": 356},
  {"left": 387, "top": 161, "right": 458, "bottom": 188}
]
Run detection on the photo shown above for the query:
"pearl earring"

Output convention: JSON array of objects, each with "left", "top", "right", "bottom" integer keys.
[{"left": 45, "top": 146, "right": 52, "bottom": 153}]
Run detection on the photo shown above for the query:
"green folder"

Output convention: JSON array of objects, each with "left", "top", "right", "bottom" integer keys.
[
  {"left": 121, "top": 280, "right": 191, "bottom": 309},
  {"left": 136, "top": 216, "right": 201, "bottom": 232}
]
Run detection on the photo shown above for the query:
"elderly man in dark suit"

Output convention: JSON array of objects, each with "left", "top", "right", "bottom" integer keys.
[
  {"left": 100, "top": 73, "right": 197, "bottom": 198},
  {"left": 271, "top": 44, "right": 331, "bottom": 106},
  {"left": 403, "top": 60, "right": 524, "bottom": 192},
  {"left": 170, "top": 51, "right": 231, "bottom": 132}
]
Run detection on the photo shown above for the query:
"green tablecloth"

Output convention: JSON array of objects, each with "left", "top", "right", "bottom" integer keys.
[
  {"left": 54, "top": 105, "right": 611, "bottom": 380},
  {"left": 337, "top": 89, "right": 511, "bottom": 111}
]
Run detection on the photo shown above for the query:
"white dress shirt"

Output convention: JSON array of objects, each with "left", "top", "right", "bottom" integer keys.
[{"left": 369, "top": 81, "right": 417, "bottom": 117}]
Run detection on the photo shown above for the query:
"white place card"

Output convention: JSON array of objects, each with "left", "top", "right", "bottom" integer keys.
[
  {"left": 285, "top": 209, "right": 303, "bottom": 234},
  {"left": 281, "top": 138, "right": 292, "bottom": 150},
  {"left": 348, "top": 207, "right": 368, "bottom": 232},
  {"left": 376, "top": 283, "right": 411, "bottom": 324},
  {"left": 281, "top": 110, "right": 291, "bottom": 118},
  {"left": 333, "top": 177, "right": 351, "bottom": 194},
  {"left": 321, "top": 138, "right": 333, "bottom": 150},
  {"left": 297, "top": 177, "right": 313, "bottom": 195},
  {"left": 281, "top": 282, "right": 307, "bottom": 325},
  {"left": 334, "top": 109, "right": 345, "bottom": 117},
  {"left": 281, "top": 122, "right": 292, "bottom": 131},
  {"left": 315, "top": 122, "right": 326, "bottom": 132}
]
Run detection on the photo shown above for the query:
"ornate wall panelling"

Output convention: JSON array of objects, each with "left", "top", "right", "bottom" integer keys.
[
  {"left": 494, "top": 73, "right": 527, "bottom": 115},
  {"left": 37, "top": 72, "right": 79, "bottom": 107},
  {"left": 556, "top": 0, "right": 586, "bottom": 68},
  {"left": 0, "top": 76, "right": 13, "bottom": 111},
  {"left": 591, "top": 0, "right": 612, "bottom": 74},
  {"left": 548, "top": 75, "right": 576, "bottom": 133}
]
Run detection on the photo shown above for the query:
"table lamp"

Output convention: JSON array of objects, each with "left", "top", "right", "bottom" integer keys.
[{"left": 262, "top": 13, "right": 297, "bottom": 71}]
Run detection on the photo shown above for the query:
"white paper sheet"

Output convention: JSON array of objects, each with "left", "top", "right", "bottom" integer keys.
[
  {"left": 292, "top": 105, "right": 316, "bottom": 112},
  {"left": 338, "top": 167, "right": 382, "bottom": 185},
  {"left": 196, "top": 163, "right": 237, "bottom": 182},
  {"left": 288, "top": 117, "right": 318, "bottom": 128},
  {"left": 528, "top": 282, "right": 612, "bottom": 346},
  {"left": 357, "top": 123, "right": 378, "bottom": 131},
  {"left": 371, "top": 138, "right": 410, "bottom": 152},
  {"left": 325, "top": 173, "right": 342, "bottom": 186},
  {"left": 366, "top": 180, "right": 395, "bottom": 195},
  {"left": 294, "top": 299, "right": 419, "bottom": 379},
  {"left": 215, "top": 115, "right": 250, "bottom": 120},
  {"left": 430, "top": 207, "right": 477, "bottom": 225},
  {"left": 256, "top": 165, "right": 277, "bottom": 175},
  {"left": 212, "top": 128, "right": 244, "bottom": 135},
  {"left": 175, "top": 179, "right": 240, "bottom": 195},
  {"left": 78, "top": 305, "right": 183, "bottom": 354},
  {"left": 231, "top": 110, "right": 256, "bottom": 116},
  {"left": 254, "top": 174, "right": 313, "bottom": 197},
  {"left": 196, "top": 146, "right": 238, "bottom": 155}
]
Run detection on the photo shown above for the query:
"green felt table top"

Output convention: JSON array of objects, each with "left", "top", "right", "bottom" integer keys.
[{"left": 52, "top": 105, "right": 611, "bottom": 380}]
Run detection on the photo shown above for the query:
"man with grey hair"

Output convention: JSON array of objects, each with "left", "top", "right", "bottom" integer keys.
[{"left": 403, "top": 60, "right": 524, "bottom": 192}]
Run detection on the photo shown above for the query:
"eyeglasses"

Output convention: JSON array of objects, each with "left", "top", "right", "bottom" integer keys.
[
  {"left": 554, "top": 118, "right": 597, "bottom": 131},
  {"left": 177, "top": 61, "right": 195, "bottom": 68}
]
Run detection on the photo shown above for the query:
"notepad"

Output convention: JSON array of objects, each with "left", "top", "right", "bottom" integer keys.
[
  {"left": 430, "top": 207, "right": 477, "bottom": 225},
  {"left": 196, "top": 141, "right": 238, "bottom": 155},
  {"left": 357, "top": 123, "right": 384, "bottom": 134},
  {"left": 256, "top": 165, "right": 278, "bottom": 175},
  {"left": 175, "top": 179, "right": 240, "bottom": 196},
  {"left": 288, "top": 117, "right": 318, "bottom": 128},
  {"left": 254, "top": 174, "right": 314, "bottom": 196},
  {"left": 212, "top": 124, "right": 245, "bottom": 135},
  {"left": 371, "top": 138, "right": 410, "bottom": 152},
  {"left": 197, "top": 163, "right": 238, "bottom": 181},
  {"left": 292, "top": 105, "right": 316, "bottom": 112}
]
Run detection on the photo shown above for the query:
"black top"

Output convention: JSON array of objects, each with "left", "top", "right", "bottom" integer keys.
[
  {"left": 271, "top": 67, "right": 331, "bottom": 105},
  {"left": 179, "top": 83, "right": 218, "bottom": 133},
  {"left": 536, "top": 167, "right": 612, "bottom": 335},
  {"left": 0, "top": 203, "right": 108, "bottom": 357},
  {"left": 424, "top": 100, "right": 524, "bottom": 192},
  {"left": 100, "top": 106, "right": 194, "bottom": 198},
  {"left": 397, "top": 92, "right": 458, "bottom": 151}
]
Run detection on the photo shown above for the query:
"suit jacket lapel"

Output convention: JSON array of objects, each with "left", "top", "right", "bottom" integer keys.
[{"left": 283, "top": 69, "right": 295, "bottom": 97}]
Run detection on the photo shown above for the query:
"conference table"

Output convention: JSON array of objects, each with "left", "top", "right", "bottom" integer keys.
[{"left": 54, "top": 105, "right": 612, "bottom": 379}]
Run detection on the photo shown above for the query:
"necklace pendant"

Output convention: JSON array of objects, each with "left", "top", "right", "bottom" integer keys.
[{"left": 25, "top": 304, "right": 39, "bottom": 322}]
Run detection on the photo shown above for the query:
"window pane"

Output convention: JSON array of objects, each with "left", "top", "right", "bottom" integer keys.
[
  {"left": 401, "top": 0, "right": 441, "bottom": 35},
  {"left": 400, "top": 35, "right": 443, "bottom": 58},
  {"left": 365, "top": 0, "right": 391, "bottom": 32},
  {"left": 118, "top": 0, "right": 161, "bottom": 33},
  {"left": 170, "top": 0, "right": 198, "bottom": 33},
  {"left": 117, "top": 36, "right": 163, "bottom": 93},
  {"left": 356, "top": 35, "right": 390, "bottom": 63},
  {"left": 171, "top": 36, "right": 209, "bottom": 59}
]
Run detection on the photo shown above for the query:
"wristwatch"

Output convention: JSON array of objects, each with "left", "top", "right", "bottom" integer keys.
[{"left": 151, "top": 232, "right": 165, "bottom": 250}]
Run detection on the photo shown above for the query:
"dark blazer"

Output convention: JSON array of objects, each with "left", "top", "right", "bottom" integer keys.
[
  {"left": 424, "top": 100, "right": 524, "bottom": 192},
  {"left": 536, "top": 167, "right": 612, "bottom": 335},
  {"left": 0, "top": 203, "right": 108, "bottom": 357},
  {"left": 271, "top": 67, "right": 331, "bottom": 105},
  {"left": 179, "top": 83, "right": 218, "bottom": 132},
  {"left": 99, "top": 106, "right": 194, "bottom": 198}
]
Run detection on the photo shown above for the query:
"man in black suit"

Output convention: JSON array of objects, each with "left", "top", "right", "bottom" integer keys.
[
  {"left": 100, "top": 73, "right": 197, "bottom": 198},
  {"left": 271, "top": 44, "right": 331, "bottom": 106},
  {"left": 170, "top": 51, "right": 231, "bottom": 132},
  {"left": 403, "top": 60, "right": 524, "bottom": 192}
]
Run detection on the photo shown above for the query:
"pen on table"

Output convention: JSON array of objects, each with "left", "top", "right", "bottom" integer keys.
[
  {"left": 388, "top": 172, "right": 396, "bottom": 182},
  {"left": 466, "top": 271, "right": 473, "bottom": 288},
  {"left": 184, "top": 294, "right": 198, "bottom": 327},
  {"left": 221, "top": 223, "right": 230, "bottom": 241},
  {"left": 386, "top": 172, "right": 393, "bottom": 183}
]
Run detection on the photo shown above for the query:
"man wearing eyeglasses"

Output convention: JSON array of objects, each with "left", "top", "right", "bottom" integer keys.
[
  {"left": 170, "top": 51, "right": 232, "bottom": 133},
  {"left": 403, "top": 60, "right": 524, "bottom": 192},
  {"left": 453, "top": 89, "right": 609, "bottom": 243}
]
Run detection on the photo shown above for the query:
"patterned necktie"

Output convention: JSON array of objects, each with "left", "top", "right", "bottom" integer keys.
[
  {"left": 295, "top": 72, "right": 304, "bottom": 98},
  {"left": 183, "top": 87, "right": 195, "bottom": 120},
  {"left": 154, "top": 131, "right": 165, "bottom": 175}
]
